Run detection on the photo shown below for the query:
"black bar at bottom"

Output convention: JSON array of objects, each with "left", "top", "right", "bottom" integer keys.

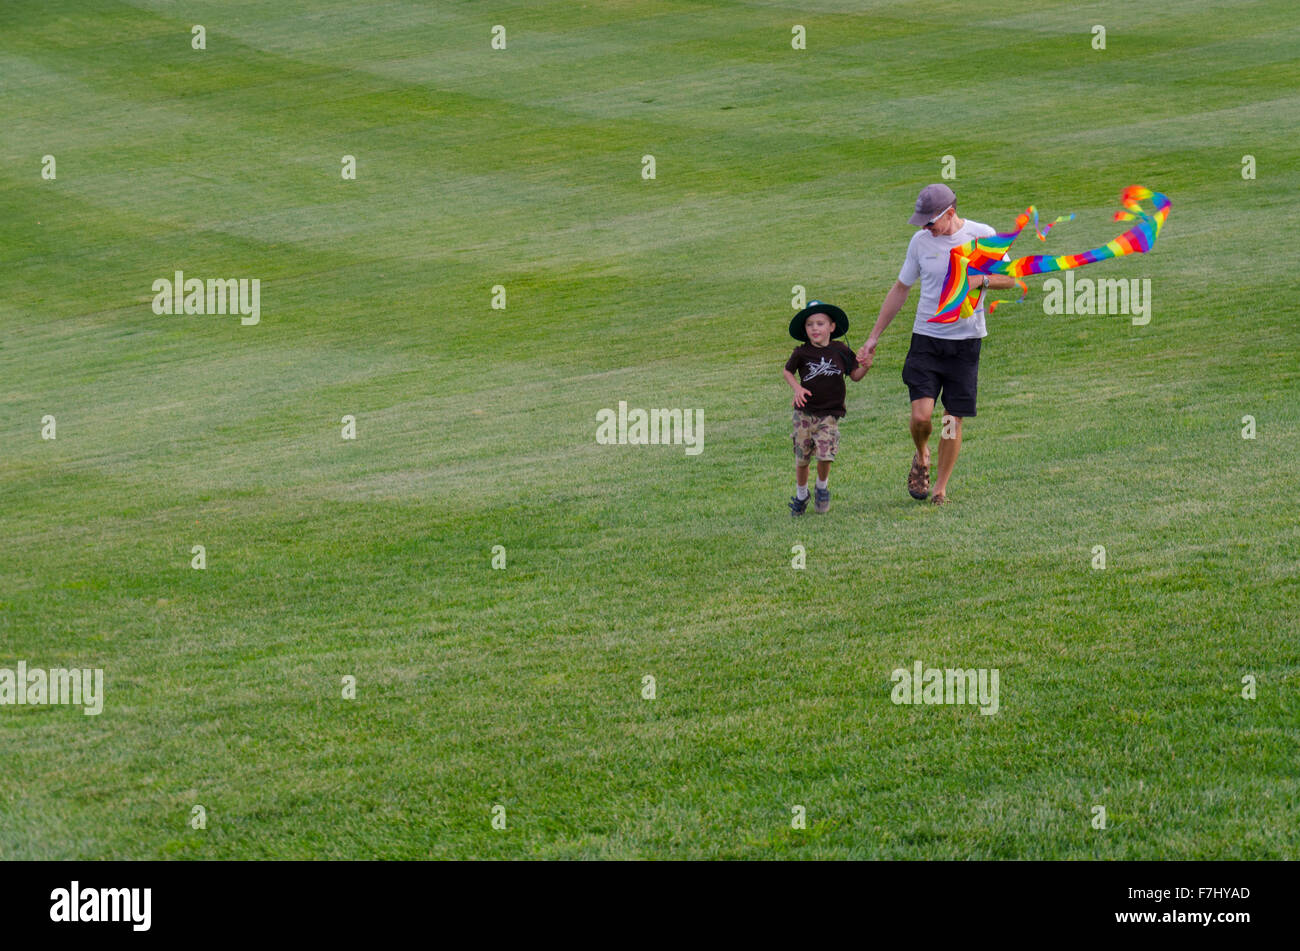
[{"left": 2, "top": 860, "right": 1281, "bottom": 938}]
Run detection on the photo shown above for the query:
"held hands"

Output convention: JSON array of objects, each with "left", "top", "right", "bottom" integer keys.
[
  {"left": 856, "top": 338, "right": 877, "bottom": 370},
  {"left": 792, "top": 385, "right": 812, "bottom": 408}
]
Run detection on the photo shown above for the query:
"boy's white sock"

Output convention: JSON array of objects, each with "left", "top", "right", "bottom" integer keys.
[
  {"left": 815, "top": 478, "right": 828, "bottom": 490},
  {"left": 796, "top": 484, "right": 809, "bottom": 500}
]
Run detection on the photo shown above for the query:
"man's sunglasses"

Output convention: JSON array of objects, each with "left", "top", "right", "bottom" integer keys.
[{"left": 924, "top": 205, "right": 953, "bottom": 227}]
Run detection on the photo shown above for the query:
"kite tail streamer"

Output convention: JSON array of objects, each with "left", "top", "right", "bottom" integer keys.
[
  {"left": 985, "top": 279, "right": 1027, "bottom": 316},
  {"left": 1028, "top": 206, "right": 1076, "bottom": 241},
  {"left": 930, "top": 186, "right": 1170, "bottom": 323}
]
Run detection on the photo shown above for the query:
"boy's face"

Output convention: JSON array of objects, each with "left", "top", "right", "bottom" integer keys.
[{"left": 804, "top": 313, "right": 833, "bottom": 346}]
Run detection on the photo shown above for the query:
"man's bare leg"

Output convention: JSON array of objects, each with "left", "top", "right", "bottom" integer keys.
[
  {"left": 933, "top": 412, "right": 963, "bottom": 499},
  {"left": 910, "top": 397, "right": 935, "bottom": 466}
]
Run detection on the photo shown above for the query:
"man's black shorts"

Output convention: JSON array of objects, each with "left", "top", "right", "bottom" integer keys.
[{"left": 901, "top": 332, "right": 982, "bottom": 416}]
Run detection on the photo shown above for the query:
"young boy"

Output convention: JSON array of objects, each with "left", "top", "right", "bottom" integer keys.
[{"left": 783, "top": 300, "right": 867, "bottom": 515}]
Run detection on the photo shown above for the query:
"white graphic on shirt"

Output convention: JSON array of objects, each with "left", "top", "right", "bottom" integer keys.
[{"left": 802, "top": 356, "right": 842, "bottom": 381}]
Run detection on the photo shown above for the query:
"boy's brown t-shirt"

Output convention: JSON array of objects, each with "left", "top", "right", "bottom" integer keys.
[{"left": 785, "top": 341, "right": 857, "bottom": 418}]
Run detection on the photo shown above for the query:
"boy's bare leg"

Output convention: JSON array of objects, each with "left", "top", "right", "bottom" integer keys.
[
  {"left": 816, "top": 460, "right": 831, "bottom": 482},
  {"left": 932, "top": 414, "right": 963, "bottom": 498},
  {"left": 796, "top": 463, "right": 809, "bottom": 488}
]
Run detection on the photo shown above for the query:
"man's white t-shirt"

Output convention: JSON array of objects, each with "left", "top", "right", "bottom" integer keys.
[{"left": 898, "top": 219, "right": 998, "bottom": 340}]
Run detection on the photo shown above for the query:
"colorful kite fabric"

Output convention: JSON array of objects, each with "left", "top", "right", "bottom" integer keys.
[{"left": 931, "top": 185, "right": 1171, "bottom": 323}]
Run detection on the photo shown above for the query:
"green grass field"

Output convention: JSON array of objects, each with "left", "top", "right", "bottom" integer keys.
[{"left": 2, "top": 0, "right": 1297, "bottom": 859}]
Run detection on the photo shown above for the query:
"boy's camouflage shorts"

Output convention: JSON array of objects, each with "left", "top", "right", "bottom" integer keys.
[{"left": 792, "top": 410, "right": 840, "bottom": 464}]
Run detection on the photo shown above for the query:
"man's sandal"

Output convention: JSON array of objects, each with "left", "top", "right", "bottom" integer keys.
[
  {"left": 930, "top": 492, "right": 948, "bottom": 506},
  {"left": 908, "top": 452, "right": 930, "bottom": 500}
]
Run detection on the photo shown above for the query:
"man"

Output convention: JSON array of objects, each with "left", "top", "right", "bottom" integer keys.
[{"left": 856, "top": 184, "right": 1016, "bottom": 505}]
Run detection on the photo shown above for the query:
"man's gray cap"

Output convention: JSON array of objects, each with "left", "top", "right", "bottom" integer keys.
[{"left": 908, "top": 183, "right": 956, "bottom": 226}]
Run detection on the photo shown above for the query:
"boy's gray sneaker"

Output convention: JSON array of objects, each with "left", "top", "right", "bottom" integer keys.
[
  {"left": 789, "top": 492, "right": 809, "bottom": 516},
  {"left": 814, "top": 486, "right": 830, "bottom": 513}
]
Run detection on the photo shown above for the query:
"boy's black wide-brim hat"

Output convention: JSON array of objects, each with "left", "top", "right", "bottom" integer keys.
[{"left": 789, "top": 300, "right": 849, "bottom": 342}]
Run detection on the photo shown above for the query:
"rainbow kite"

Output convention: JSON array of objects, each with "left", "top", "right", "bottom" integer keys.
[{"left": 931, "top": 185, "right": 1171, "bottom": 323}]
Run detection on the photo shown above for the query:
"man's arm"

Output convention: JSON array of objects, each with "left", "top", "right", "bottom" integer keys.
[
  {"left": 856, "top": 280, "right": 912, "bottom": 367},
  {"left": 968, "top": 274, "right": 1019, "bottom": 290},
  {"left": 965, "top": 261, "right": 1019, "bottom": 314}
]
